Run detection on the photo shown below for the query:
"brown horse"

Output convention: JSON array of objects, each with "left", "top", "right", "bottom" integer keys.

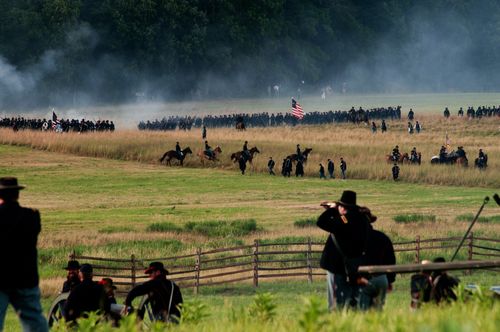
[
  {"left": 197, "top": 146, "right": 222, "bottom": 163},
  {"left": 385, "top": 153, "right": 410, "bottom": 164},
  {"left": 236, "top": 122, "right": 246, "bottom": 131},
  {"left": 287, "top": 148, "right": 312, "bottom": 163},
  {"left": 230, "top": 147, "right": 260, "bottom": 164},
  {"left": 159, "top": 147, "right": 192, "bottom": 166}
]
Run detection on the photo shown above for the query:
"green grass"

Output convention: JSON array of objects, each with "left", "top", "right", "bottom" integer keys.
[
  {"left": 393, "top": 214, "right": 437, "bottom": 223},
  {"left": 294, "top": 218, "right": 317, "bottom": 228},
  {"left": 146, "top": 222, "right": 183, "bottom": 233},
  {"left": 184, "top": 219, "right": 258, "bottom": 237},
  {"left": 455, "top": 214, "right": 500, "bottom": 223}
]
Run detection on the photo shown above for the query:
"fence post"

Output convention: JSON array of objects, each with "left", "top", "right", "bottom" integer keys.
[
  {"left": 467, "top": 232, "right": 474, "bottom": 275},
  {"left": 307, "top": 237, "right": 313, "bottom": 283},
  {"left": 415, "top": 235, "right": 420, "bottom": 263},
  {"left": 194, "top": 248, "right": 202, "bottom": 295},
  {"left": 253, "top": 239, "right": 259, "bottom": 287},
  {"left": 130, "top": 255, "right": 136, "bottom": 288},
  {"left": 69, "top": 250, "right": 76, "bottom": 261}
]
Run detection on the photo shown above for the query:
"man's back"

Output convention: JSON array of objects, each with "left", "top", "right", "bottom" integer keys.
[
  {"left": 126, "top": 278, "right": 183, "bottom": 321},
  {"left": 0, "top": 202, "right": 40, "bottom": 289},
  {"left": 64, "top": 280, "right": 109, "bottom": 322}
]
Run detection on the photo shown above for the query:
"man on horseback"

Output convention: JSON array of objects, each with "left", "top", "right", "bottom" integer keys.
[
  {"left": 175, "top": 142, "right": 183, "bottom": 160},
  {"left": 410, "top": 147, "right": 418, "bottom": 163},
  {"left": 392, "top": 145, "right": 400, "bottom": 162},
  {"left": 456, "top": 146, "right": 467, "bottom": 160},
  {"left": 439, "top": 145, "right": 447, "bottom": 163},
  {"left": 204, "top": 141, "right": 213, "bottom": 159},
  {"left": 297, "top": 144, "right": 302, "bottom": 162},
  {"left": 242, "top": 141, "right": 250, "bottom": 161}
]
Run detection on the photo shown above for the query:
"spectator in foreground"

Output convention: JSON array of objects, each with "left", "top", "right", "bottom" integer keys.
[{"left": 0, "top": 177, "right": 48, "bottom": 332}]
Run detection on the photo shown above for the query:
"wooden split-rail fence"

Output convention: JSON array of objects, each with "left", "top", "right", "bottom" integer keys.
[{"left": 69, "top": 234, "right": 500, "bottom": 294}]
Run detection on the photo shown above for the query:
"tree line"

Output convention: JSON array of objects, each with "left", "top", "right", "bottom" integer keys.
[{"left": 1, "top": 0, "right": 499, "bottom": 107}]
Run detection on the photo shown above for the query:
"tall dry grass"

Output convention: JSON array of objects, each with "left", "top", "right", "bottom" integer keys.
[{"left": 1, "top": 115, "right": 498, "bottom": 187}]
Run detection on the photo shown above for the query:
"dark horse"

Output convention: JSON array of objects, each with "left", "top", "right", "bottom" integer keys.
[
  {"left": 159, "top": 147, "right": 192, "bottom": 166},
  {"left": 230, "top": 147, "right": 260, "bottom": 164},
  {"left": 474, "top": 154, "right": 488, "bottom": 169},
  {"left": 287, "top": 148, "right": 312, "bottom": 163},
  {"left": 236, "top": 122, "right": 246, "bottom": 131},
  {"left": 431, "top": 153, "right": 468, "bottom": 167}
]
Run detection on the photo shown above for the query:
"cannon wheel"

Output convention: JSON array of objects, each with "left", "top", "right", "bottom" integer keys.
[
  {"left": 47, "top": 292, "right": 69, "bottom": 327},
  {"left": 136, "top": 295, "right": 157, "bottom": 327}
]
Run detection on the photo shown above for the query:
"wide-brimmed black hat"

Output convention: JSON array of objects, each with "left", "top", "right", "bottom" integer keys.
[
  {"left": 64, "top": 260, "right": 80, "bottom": 270},
  {"left": 144, "top": 261, "right": 169, "bottom": 275},
  {"left": 0, "top": 177, "right": 25, "bottom": 191},
  {"left": 335, "top": 190, "right": 358, "bottom": 207}
]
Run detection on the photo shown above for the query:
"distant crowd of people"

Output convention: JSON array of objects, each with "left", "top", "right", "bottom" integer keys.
[
  {"left": 138, "top": 106, "right": 403, "bottom": 131},
  {"left": 444, "top": 105, "right": 500, "bottom": 118},
  {"left": 0, "top": 117, "right": 115, "bottom": 133}
]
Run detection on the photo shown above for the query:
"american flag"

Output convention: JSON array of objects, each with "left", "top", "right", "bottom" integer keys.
[
  {"left": 51, "top": 111, "right": 60, "bottom": 129},
  {"left": 291, "top": 98, "right": 304, "bottom": 119}
]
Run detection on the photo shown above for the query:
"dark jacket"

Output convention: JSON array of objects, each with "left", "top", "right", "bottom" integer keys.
[
  {"left": 327, "top": 160, "right": 334, "bottom": 173},
  {"left": 365, "top": 230, "right": 396, "bottom": 284},
  {"left": 64, "top": 279, "right": 110, "bottom": 322},
  {"left": 125, "top": 278, "right": 183, "bottom": 322},
  {"left": 62, "top": 276, "right": 81, "bottom": 293},
  {"left": 0, "top": 201, "right": 41, "bottom": 289},
  {"left": 317, "top": 207, "right": 371, "bottom": 274}
]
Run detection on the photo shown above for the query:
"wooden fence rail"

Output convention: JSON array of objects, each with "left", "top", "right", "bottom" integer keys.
[{"left": 69, "top": 233, "right": 499, "bottom": 294}]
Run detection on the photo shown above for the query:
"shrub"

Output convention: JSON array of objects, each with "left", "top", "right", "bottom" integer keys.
[
  {"left": 177, "top": 299, "right": 209, "bottom": 324},
  {"left": 184, "top": 219, "right": 257, "bottom": 237},
  {"left": 146, "top": 222, "right": 182, "bottom": 233},
  {"left": 455, "top": 214, "right": 500, "bottom": 223},
  {"left": 248, "top": 293, "right": 277, "bottom": 322},
  {"left": 393, "top": 214, "right": 436, "bottom": 223},
  {"left": 294, "top": 218, "right": 317, "bottom": 228}
]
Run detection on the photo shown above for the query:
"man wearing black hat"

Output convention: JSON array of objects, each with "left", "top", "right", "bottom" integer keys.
[
  {"left": 124, "top": 262, "right": 183, "bottom": 322},
  {"left": 64, "top": 264, "right": 110, "bottom": 323},
  {"left": 317, "top": 190, "right": 373, "bottom": 310},
  {"left": 62, "top": 260, "right": 81, "bottom": 293},
  {"left": 0, "top": 177, "right": 48, "bottom": 331}
]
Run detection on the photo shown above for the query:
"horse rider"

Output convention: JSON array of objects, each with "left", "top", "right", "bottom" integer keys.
[
  {"left": 204, "top": 140, "right": 213, "bottom": 159},
  {"left": 456, "top": 146, "right": 467, "bottom": 160},
  {"left": 175, "top": 142, "right": 183, "bottom": 160},
  {"left": 410, "top": 147, "right": 418, "bottom": 163},
  {"left": 439, "top": 145, "right": 447, "bottom": 162},
  {"left": 477, "top": 149, "right": 486, "bottom": 168},
  {"left": 381, "top": 119, "right": 387, "bottom": 133},
  {"left": 478, "top": 149, "right": 485, "bottom": 160},
  {"left": 392, "top": 145, "right": 400, "bottom": 162},
  {"left": 242, "top": 141, "right": 250, "bottom": 161},
  {"left": 296, "top": 144, "right": 302, "bottom": 162}
]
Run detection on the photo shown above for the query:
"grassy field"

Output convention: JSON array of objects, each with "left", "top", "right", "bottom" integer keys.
[{"left": 0, "top": 94, "right": 499, "bottom": 331}]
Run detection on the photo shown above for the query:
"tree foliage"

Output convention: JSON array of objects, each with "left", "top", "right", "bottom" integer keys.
[{"left": 1, "top": 0, "right": 500, "bottom": 106}]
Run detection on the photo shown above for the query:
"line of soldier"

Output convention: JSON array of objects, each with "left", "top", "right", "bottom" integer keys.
[
  {"left": 138, "top": 106, "right": 402, "bottom": 131},
  {"left": 0, "top": 117, "right": 115, "bottom": 132},
  {"left": 444, "top": 105, "right": 500, "bottom": 118}
]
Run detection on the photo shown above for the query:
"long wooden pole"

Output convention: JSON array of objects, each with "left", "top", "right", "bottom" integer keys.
[{"left": 358, "top": 259, "right": 500, "bottom": 275}]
